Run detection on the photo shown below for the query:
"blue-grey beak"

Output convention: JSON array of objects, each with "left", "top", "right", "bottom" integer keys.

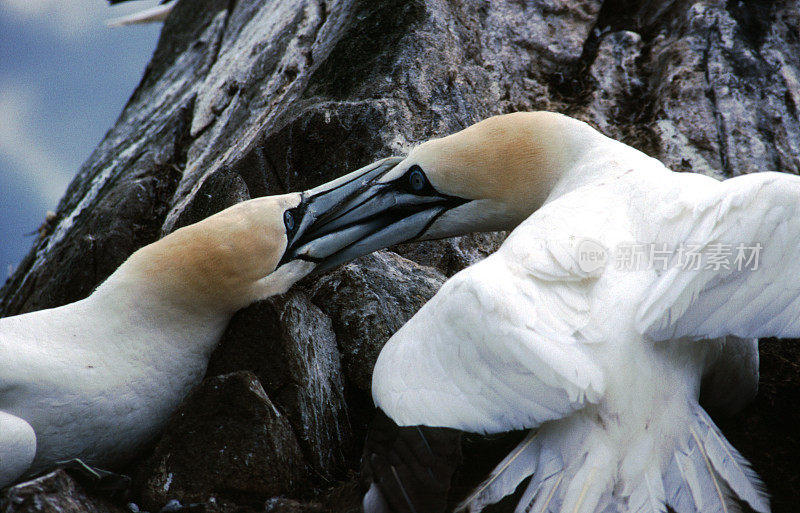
[{"left": 279, "top": 157, "right": 468, "bottom": 274}]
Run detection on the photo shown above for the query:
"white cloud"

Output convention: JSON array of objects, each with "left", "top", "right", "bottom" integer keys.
[
  {"left": 0, "top": 0, "right": 162, "bottom": 38},
  {"left": 0, "top": 82, "right": 73, "bottom": 207}
]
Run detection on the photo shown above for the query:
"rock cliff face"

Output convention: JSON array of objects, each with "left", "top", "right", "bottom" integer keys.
[{"left": 2, "top": 0, "right": 799, "bottom": 511}]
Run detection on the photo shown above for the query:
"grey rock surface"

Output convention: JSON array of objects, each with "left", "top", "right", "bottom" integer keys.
[
  {"left": 136, "top": 371, "right": 307, "bottom": 511},
  {"left": 310, "top": 252, "right": 446, "bottom": 392},
  {"left": 207, "top": 291, "right": 352, "bottom": 480},
  {"left": 0, "top": 470, "right": 127, "bottom": 513},
  {"left": 1, "top": 0, "right": 799, "bottom": 511},
  {"left": 393, "top": 232, "right": 507, "bottom": 278}
]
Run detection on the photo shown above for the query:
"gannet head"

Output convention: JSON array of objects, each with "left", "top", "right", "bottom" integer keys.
[
  {"left": 116, "top": 157, "right": 395, "bottom": 314},
  {"left": 116, "top": 194, "right": 303, "bottom": 314},
  {"left": 292, "top": 112, "right": 602, "bottom": 273},
  {"left": 397, "top": 111, "right": 589, "bottom": 232}
]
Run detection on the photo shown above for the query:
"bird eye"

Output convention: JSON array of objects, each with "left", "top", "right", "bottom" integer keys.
[
  {"left": 283, "top": 210, "right": 295, "bottom": 232},
  {"left": 408, "top": 166, "right": 427, "bottom": 192}
]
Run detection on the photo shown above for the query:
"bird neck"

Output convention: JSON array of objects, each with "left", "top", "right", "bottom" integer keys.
[
  {"left": 74, "top": 276, "right": 230, "bottom": 364},
  {"left": 543, "top": 130, "right": 659, "bottom": 207}
]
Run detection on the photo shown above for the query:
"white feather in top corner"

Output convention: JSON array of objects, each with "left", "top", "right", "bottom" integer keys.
[{"left": 106, "top": 1, "right": 175, "bottom": 27}]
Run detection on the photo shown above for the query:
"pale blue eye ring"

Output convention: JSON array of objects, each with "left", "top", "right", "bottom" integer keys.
[
  {"left": 409, "top": 167, "right": 426, "bottom": 192},
  {"left": 284, "top": 210, "right": 295, "bottom": 231}
]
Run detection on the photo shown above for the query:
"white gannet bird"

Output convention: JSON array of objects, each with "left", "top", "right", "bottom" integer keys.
[
  {"left": 0, "top": 159, "right": 419, "bottom": 489},
  {"left": 297, "top": 112, "right": 798, "bottom": 512}
]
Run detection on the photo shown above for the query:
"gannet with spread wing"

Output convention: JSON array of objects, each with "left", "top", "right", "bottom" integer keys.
[{"left": 302, "top": 112, "right": 792, "bottom": 512}]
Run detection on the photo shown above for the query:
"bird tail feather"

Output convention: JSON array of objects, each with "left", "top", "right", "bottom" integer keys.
[
  {"left": 457, "top": 402, "right": 769, "bottom": 513},
  {"left": 454, "top": 430, "right": 541, "bottom": 512},
  {"left": 661, "top": 402, "right": 768, "bottom": 513},
  {"left": 517, "top": 448, "right": 611, "bottom": 513}
]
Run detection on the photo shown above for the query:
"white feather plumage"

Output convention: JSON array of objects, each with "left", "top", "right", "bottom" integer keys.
[{"left": 370, "top": 121, "right": 787, "bottom": 512}]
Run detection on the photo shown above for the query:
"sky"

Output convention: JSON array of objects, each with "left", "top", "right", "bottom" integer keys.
[{"left": 0, "top": 0, "right": 163, "bottom": 278}]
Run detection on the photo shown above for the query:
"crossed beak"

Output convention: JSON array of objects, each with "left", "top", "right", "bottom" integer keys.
[{"left": 278, "top": 157, "right": 467, "bottom": 274}]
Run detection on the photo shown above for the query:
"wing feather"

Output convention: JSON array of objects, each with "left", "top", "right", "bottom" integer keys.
[
  {"left": 636, "top": 172, "right": 800, "bottom": 341},
  {"left": 372, "top": 217, "right": 607, "bottom": 433}
]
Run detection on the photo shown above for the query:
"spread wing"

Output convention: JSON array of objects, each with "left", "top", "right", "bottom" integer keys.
[
  {"left": 372, "top": 207, "right": 609, "bottom": 434},
  {"left": 636, "top": 171, "right": 800, "bottom": 341}
]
